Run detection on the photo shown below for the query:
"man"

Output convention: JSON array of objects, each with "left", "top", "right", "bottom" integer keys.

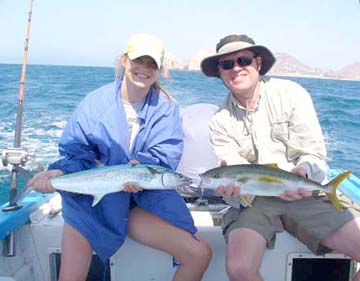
[{"left": 200, "top": 34, "right": 360, "bottom": 281}]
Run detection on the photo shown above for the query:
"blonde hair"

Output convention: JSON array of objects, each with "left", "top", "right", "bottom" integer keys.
[{"left": 115, "top": 54, "right": 172, "bottom": 100}]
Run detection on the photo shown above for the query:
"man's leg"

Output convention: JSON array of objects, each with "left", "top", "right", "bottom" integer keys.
[
  {"left": 226, "top": 228, "right": 267, "bottom": 281},
  {"left": 321, "top": 217, "right": 360, "bottom": 281}
]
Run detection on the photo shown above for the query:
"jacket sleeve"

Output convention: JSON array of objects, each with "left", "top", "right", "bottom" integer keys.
[
  {"left": 135, "top": 102, "right": 183, "bottom": 170},
  {"left": 48, "top": 110, "right": 97, "bottom": 174},
  {"left": 286, "top": 83, "right": 328, "bottom": 182}
]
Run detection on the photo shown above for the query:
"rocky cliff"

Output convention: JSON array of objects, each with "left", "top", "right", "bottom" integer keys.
[{"left": 163, "top": 50, "right": 360, "bottom": 81}]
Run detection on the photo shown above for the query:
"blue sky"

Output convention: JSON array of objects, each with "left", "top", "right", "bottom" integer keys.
[{"left": 1, "top": 0, "right": 359, "bottom": 70}]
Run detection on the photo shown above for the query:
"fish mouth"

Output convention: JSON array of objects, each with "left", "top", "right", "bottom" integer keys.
[
  {"left": 162, "top": 173, "right": 193, "bottom": 188},
  {"left": 179, "top": 175, "right": 193, "bottom": 187},
  {"left": 198, "top": 173, "right": 210, "bottom": 189}
]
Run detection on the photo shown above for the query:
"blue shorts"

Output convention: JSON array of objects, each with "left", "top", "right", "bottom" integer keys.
[{"left": 61, "top": 190, "right": 196, "bottom": 262}]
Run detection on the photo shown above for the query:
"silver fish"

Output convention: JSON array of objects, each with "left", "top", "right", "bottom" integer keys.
[
  {"left": 197, "top": 164, "right": 352, "bottom": 211},
  {"left": 50, "top": 164, "right": 192, "bottom": 206}
]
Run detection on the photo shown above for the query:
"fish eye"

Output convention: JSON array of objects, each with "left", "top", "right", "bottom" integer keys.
[{"left": 212, "top": 174, "right": 220, "bottom": 179}]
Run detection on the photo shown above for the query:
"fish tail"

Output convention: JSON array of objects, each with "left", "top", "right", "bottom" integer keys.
[
  {"left": 325, "top": 170, "right": 352, "bottom": 212},
  {"left": 240, "top": 195, "right": 253, "bottom": 207}
]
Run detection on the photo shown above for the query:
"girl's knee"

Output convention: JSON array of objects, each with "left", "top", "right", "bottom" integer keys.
[
  {"left": 193, "top": 240, "right": 212, "bottom": 263},
  {"left": 182, "top": 239, "right": 212, "bottom": 266},
  {"left": 198, "top": 241, "right": 212, "bottom": 263}
]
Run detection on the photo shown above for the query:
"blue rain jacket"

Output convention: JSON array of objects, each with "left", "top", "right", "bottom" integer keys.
[{"left": 48, "top": 80, "right": 195, "bottom": 261}]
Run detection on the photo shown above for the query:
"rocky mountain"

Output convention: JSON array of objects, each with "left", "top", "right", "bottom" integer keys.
[
  {"left": 163, "top": 50, "right": 360, "bottom": 81},
  {"left": 333, "top": 63, "right": 360, "bottom": 80},
  {"left": 163, "top": 52, "right": 183, "bottom": 70},
  {"left": 268, "top": 53, "right": 323, "bottom": 77}
]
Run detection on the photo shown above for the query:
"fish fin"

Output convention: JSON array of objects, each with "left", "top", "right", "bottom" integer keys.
[
  {"left": 240, "top": 195, "right": 253, "bottom": 207},
  {"left": 325, "top": 170, "right": 352, "bottom": 212},
  {"left": 145, "top": 166, "right": 162, "bottom": 175},
  {"left": 235, "top": 177, "right": 250, "bottom": 183},
  {"left": 263, "top": 163, "right": 279, "bottom": 169},
  {"left": 91, "top": 194, "right": 105, "bottom": 207},
  {"left": 95, "top": 159, "right": 105, "bottom": 167},
  {"left": 258, "top": 176, "right": 283, "bottom": 184}
]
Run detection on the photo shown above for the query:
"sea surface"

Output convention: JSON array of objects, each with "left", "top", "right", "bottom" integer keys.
[{"left": 1, "top": 63, "right": 360, "bottom": 205}]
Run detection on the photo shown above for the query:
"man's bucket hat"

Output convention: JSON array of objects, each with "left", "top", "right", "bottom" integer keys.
[{"left": 201, "top": 34, "right": 276, "bottom": 77}]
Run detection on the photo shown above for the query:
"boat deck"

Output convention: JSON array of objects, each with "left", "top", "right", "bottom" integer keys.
[{"left": 0, "top": 192, "right": 356, "bottom": 281}]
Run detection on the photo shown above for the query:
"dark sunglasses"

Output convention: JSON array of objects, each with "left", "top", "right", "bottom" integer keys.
[{"left": 218, "top": 56, "right": 255, "bottom": 70}]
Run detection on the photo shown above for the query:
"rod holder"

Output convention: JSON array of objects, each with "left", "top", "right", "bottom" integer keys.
[{"left": 2, "top": 233, "right": 16, "bottom": 257}]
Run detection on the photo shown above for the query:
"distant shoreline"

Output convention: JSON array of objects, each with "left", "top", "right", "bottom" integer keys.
[{"left": 1, "top": 62, "right": 359, "bottom": 82}]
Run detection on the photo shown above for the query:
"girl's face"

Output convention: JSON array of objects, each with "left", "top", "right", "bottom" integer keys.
[{"left": 123, "top": 55, "right": 159, "bottom": 89}]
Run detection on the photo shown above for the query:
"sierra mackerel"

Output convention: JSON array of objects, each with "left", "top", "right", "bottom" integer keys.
[{"left": 50, "top": 164, "right": 192, "bottom": 206}]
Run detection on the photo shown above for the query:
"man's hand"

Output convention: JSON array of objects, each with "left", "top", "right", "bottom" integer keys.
[
  {"left": 279, "top": 166, "right": 312, "bottom": 201},
  {"left": 215, "top": 160, "right": 241, "bottom": 199},
  {"left": 28, "top": 169, "right": 64, "bottom": 194},
  {"left": 215, "top": 183, "right": 241, "bottom": 199}
]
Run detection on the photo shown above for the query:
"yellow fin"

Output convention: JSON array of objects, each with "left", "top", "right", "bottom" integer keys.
[
  {"left": 258, "top": 176, "right": 283, "bottom": 184},
  {"left": 325, "top": 170, "right": 352, "bottom": 212},
  {"left": 240, "top": 195, "right": 253, "bottom": 207},
  {"left": 327, "top": 193, "right": 344, "bottom": 212},
  {"left": 263, "top": 163, "right": 279, "bottom": 169}
]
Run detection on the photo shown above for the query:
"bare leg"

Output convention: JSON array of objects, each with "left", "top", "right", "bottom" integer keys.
[
  {"left": 58, "top": 222, "right": 93, "bottom": 281},
  {"left": 128, "top": 207, "right": 212, "bottom": 281},
  {"left": 354, "top": 271, "right": 360, "bottom": 281},
  {"left": 226, "top": 228, "right": 267, "bottom": 281},
  {"left": 321, "top": 217, "right": 360, "bottom": 281}
]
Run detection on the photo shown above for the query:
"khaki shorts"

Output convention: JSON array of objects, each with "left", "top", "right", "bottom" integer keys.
[{"left": 222, "top": 195, "right": 360, "bottom": 254}]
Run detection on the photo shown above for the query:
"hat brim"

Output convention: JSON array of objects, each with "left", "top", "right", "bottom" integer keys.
[
  {"left": 200, "top": 45, "right": 276, "bottom": 77},
  {"left": 128, "top": 51, "right": 162, "bottom": 69}
]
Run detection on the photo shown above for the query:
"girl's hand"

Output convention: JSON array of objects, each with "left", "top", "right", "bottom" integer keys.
[
  {"left": 123, "top": 183, "right": 143, "bottom": 193},
  {"left": 123, "top": 160, "right": 143, "bottom": 192},
  {"left": 28, "top": 169, "right": 63, "bottom": 194}
]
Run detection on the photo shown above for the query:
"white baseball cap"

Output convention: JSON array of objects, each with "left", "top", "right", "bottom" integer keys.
[{"left": 124, "top": 33, "right": 165, "bottom": 68}]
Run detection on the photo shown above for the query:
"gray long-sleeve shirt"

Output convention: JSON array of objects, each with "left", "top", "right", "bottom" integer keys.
[{"left": 210, "top": 77, "right": 328, "bottom": 184}]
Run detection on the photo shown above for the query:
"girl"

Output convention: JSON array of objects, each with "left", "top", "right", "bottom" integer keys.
[{"left": 29, "top": 33, "right": 211, "bottom": 281}]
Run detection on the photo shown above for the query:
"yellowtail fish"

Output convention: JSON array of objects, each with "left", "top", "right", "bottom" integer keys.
[
  {"left": 14, "top": 164, "right": 192, "bottom": 207},
  {"left": 197, "top": 164, "right": 351, "bottom": 211}
]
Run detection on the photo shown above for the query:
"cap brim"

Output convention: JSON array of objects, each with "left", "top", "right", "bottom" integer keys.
[{"left": 127, "top": 51, "right": 162, "bottom": 68}]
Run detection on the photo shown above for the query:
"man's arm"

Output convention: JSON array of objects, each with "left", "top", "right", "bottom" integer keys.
[{"left": 287, "top": 83, "right": 328, "bottom": 183}]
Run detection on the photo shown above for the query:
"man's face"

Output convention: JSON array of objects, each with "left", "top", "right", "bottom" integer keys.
[{"left": 218, "top": 50, "right": 262, "bottom": 97}]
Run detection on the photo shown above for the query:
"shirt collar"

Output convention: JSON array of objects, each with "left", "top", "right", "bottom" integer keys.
[{"left": 229, "top": 79, "right": 265, "bottom": 112}]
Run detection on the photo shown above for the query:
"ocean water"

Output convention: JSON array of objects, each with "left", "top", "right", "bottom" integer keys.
[{"left": 1, "top": 63, "right": 360, "bottom": 205}]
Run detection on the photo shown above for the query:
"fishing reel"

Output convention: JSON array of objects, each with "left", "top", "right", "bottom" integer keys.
[
  {"left": 1, "top": 147, "right": 35, "bottom": 212},
  {"left": 1, "top": 147, "right": 32, "bottom": 167}
]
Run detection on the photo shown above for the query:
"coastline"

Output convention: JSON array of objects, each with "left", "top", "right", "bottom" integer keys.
[{"left": 1, "top": 62, "right": 359, "bottom": 82}]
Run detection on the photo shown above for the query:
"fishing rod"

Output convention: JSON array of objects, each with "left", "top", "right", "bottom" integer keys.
[
  {"left": 2, "top": 0, "right": 34, "bottom": 212},
  {"left": 1, "top": 0, "right": 35, "bottom": 258}
]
